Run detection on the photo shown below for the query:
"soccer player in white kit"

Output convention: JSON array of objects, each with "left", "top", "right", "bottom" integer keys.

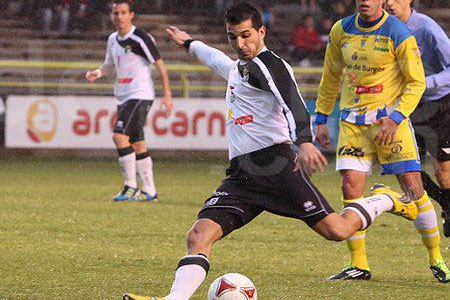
[
  {"left": 122, "top": 3, "right": 419, "bottom": 300},
  {"left": 86, "top": 0, "right": 173, "bottom": 202}
]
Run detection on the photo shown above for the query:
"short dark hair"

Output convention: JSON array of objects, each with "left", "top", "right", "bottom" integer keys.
[
  {"left": 112, "top": 0, "right": 136, "bottom": 13},
  {"left": 224, "top": 2, "right": 263, "bottom": 30}
]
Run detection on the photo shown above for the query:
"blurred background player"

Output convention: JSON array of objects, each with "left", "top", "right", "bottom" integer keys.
[
  {"left": 86, "top": 0, "right": 173, "bottom": 202},
  {"left": 315, "top": 0, "right": 450, "bottom": 282},
  {"left": 385, "top": 0, "right": 450, "bottom": 237},
  {"left": 122, "top": 3, "right": 418, "bottom": 300}
]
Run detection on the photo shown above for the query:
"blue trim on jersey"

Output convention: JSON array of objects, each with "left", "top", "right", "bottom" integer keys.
[
  {"left": 388, "top": 110, "right": 405, "bottom": 125},
  {"left": 355, "top": 114, "right": 366, "bottom": 124},
  {"left": 341, "top": 13, "right": 412, "bottom": 49},
  {"left": 376, "top": 107, "right": 387, "bottom": 119},
  {"left": 381, "top": 159, "right": 421, "bottom": 175},
  {"left": 341, "top": 110, "right": 350, "bottom": 121},
  {"left": 314, "top": 113, "right": 328, "bottom": 125}
]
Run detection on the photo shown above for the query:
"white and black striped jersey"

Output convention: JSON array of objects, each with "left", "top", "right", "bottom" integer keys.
[
  {"left": 104, "top": 25, "right": 161, "bottom": 104},
  {"left": 188, "top": 41, "right": 313, "bottom": 160}
]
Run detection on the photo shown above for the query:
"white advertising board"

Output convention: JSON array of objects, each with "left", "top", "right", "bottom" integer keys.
[{"left": 6, "top": 96, "right": 228, "bottom": 150}]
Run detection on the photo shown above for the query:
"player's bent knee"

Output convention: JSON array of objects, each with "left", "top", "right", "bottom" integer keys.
[
  {"left": 312, "top": 215, "right": 352, "bottom": 241},
  {"left": 186, "top": 219, "right": 222, "bottom": 249}
]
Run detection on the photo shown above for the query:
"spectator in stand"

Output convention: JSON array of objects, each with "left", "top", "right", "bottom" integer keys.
[
  {"left": 70, "top": 0, "right": 110, "bottom": 32},
  {"left": 38, "top": 0, "right": 70, "bottom": 36},
  {"left": 301, "top": 0, "right": 318, "bottom": 13},
  {"left": 318, "top": 17, "right": 333, "bottom": 44},
  {"left": 330, "top": 1, "right": 348, "bottom": 22},
  {"left": 289, "top": 14, "right": 324, "bottom": 66}
]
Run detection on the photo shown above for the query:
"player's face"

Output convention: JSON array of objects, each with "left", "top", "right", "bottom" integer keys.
[
  {"left": 226, "top": 19, "right": 266, "bottom": 61},
  {"left": 355, "top": 0, "right": 385, "bottom": 21},
  {"left": 111, "top": 3, "right": 135, "bottom": 33},
  {"left": 385, "top": 0, "right": 413, "bottom": 22}
]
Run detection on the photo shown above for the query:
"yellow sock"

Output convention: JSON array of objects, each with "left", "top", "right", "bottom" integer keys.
[
  {"left": 344, "top": 197, "right": 370, "bottom": 270},
  {"left": 414, "top": 192, "right": 443, "bottom": 265}
]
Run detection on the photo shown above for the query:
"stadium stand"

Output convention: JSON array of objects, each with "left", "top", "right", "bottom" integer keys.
[{"left": 0, "top": 1, "right": 449, "bottom": 99}]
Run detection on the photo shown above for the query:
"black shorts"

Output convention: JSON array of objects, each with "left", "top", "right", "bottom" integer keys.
[
  {"left": 113, "top": 99, "right": 153, "bottom": 143},
  {"left": 198, "top": 144, "right": 335, "bottom": 237},
  {"left": 410, "top": 93, "right": 450, "bottom": 162}
]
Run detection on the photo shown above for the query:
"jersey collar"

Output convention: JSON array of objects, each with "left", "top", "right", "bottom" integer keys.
[
  {"left": 406, "top": 9, "right": 418, "bottom": 28},
  {"left": 239, "top": 46, "right": 268, "bottom": 65},
  {"left": 117, "top": 25, "right": 136, "bottom": 40},
  {"left": 355, "top": 10, "right": 388, "bottom": 32}
]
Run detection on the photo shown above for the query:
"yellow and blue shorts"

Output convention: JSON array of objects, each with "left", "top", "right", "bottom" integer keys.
[{"left": 336, "top": 119, "right": 421, "bottom": 174}]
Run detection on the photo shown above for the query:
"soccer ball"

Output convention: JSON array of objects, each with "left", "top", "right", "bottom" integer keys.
[{"left": 207, "top": 273, "right": 257, "bottom": 300}]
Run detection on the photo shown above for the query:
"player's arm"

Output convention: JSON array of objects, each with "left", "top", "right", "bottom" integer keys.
[
  {"left": 86, "top": 36, "right": 115, "bottom": 82},
  {"left": 154, "top": 58, "right": 173, "bottom": 115},
  {"left": 166, "top": 26, "right": 235, "bottom": 80},
  {"left": 391, "top": 36, "right": 426, "bottom": 123},
  {"left": 315, "top": 21, "right": 345, "bottom": 123},
  {"left": 314, "top": 21, "right": 345, "bottom": 149},
  {"left": 424, "top": 25, "right": 450, "bottom": 95},
  {"left": 85, "top": 64, "right": 115, "bottom": 82}
]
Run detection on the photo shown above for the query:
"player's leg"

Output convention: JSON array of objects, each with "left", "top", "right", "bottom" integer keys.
[
  {"left": 129, "top": 100, "right": 157, "bottom": 201},
  {"left": 331, "top": 121, "right": 375, "bottom": 279},
  {"left": 112, "top": 100, "right": 144, "bottom": 201},
  {"left": 123, "top": 173, "right": 264, "bottom": 300},
  {"left": 339, "top": 170, "right": 370, "bottom": 274},
  {"left": 378, "top": 118, "right": 449, "bottom": 283}
]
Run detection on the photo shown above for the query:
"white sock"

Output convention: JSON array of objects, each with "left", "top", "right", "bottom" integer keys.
[
  {"left": 166, "top": 255, "right": 210, "bottom": 300},
  {"left": 136, "top": 155, "right": 156, "bottom": 195},
  {"left": 118, "top": 152, "right": 137, "bottom": 188},
  {"left": 342, "top": 194, "right": 394, "bottom": 230}
]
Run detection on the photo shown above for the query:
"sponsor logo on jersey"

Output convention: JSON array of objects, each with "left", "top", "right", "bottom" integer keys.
[
  {"left": 118, "top": 78, "right": 133, "bottom": 84},
  {"left": 374, "top": 46, "right": 389, "bottom": 52},
  {"left": 375, "top": 36, "right": 389, "bottom": 43},
  {"left": 360, "top": 39, "right": 366, "bottom": 47},
  {"left": 116, "top": 120, "right": 124, "bottom": 128},
  {"left": 352, "top": 52, "right": 358, "bottom": 60},
  {"left": 229, "top": 86, "right": 236, "bottom": 103},
  {"left": 356, "top": 85, "right": 384, "bottom": 94},
  {"left": 338, "top": 145, "right": 365, "bottom": 158},
  {"left": 234, "top": 115, "right": 254, "bottom": 126},
  {"left": 385, "top": 152, "right": 414, "bottom": 162},
  {"left": 124, "top": 45, "right": 132, "bottom": 53},
  {"left": 26, "top": 100, "right": 57, "bottom": 143}
]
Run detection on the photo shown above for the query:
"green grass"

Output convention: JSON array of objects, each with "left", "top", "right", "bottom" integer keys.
[{"left": 0, "top": 155, "right": 449, "bottom": 299}]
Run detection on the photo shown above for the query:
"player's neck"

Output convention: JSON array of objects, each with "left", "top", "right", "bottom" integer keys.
[
  {"left": 118, "top": 24, "right": 133, "bottom": 37},
  {"left": 360, "top": 9, "right": 383, "bottom": 23},
  {"left": 399, "top": 8, "right": 412, "bottom": 23}
]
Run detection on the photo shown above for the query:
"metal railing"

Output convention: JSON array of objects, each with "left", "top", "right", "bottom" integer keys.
[{"left": 0, "top": 60, "right": 323, "bottom": 97}]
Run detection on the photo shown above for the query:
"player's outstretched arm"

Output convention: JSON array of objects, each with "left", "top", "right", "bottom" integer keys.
[
  {"left": 166, "top": 25, "right": 235, "bottom": 80},
  {"left": 166, "top": 26, "right": 193, "bottom": 47},
  {"left": 154, "top": 58, "right": 173, "bottom": 116},
  {"left": 85, "top": 64, "right": 114, "bottom": 83}
]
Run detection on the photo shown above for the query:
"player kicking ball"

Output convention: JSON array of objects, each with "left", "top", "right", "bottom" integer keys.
[{"left": 122, "top": 3, "right": 417, "bottom": 300}]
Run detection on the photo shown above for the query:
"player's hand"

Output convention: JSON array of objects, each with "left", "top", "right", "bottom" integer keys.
[
  {"left": 160, "top": 93, "right": 174, "bottom": 116},
  {"left": 373, "top": 116, "right": 399, "bottom": 146},
  {"left": 294, "top": 142, "right": 328, "bottom": 176},
  {"left": 85, "top": 69, "right": 101, "bottom": 83},
  {"left": 166, "top": 26, "right": 193, "bottom": 47},
  {"left": 315, "top": 124, "right": 330, "bottom": 149}
]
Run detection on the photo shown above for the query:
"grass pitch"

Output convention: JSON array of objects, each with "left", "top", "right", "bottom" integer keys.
[{"left": 0, "top": 155, "right": 449, "bottom": 299}]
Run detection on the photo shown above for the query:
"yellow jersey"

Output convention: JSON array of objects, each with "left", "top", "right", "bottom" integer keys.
[{"left": 315, "top": 11, "right": 425, "bottom": 125}]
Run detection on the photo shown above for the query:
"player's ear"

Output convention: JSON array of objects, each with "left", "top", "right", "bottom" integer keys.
[
  {"left": 130, "top": 11, "right": 135, "bottom": 20},
  {"left": 258, "top": 25, "right": 266, "bottom": 39}
]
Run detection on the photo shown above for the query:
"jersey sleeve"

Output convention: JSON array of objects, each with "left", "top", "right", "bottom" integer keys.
[
  {"left": 104, "top": 36, "right": 114, "bottom": 65},
  {"left": 132, "top": 29, "right": 161, "bottom": 63},
  {"left": 254, "top": 53, "right": 313, "bottom": 145},
  {"left": 394, "top": 36, "right": 426, "bottom": 118},
  {"left": 426, "top": 25, "right": 450, "bottom": 93},
  {"left": 188, "top": 41, "right": 235, "bottom": 80},
  {"left": 315, "top": 21, "right": 346, "bottom": 117}
]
